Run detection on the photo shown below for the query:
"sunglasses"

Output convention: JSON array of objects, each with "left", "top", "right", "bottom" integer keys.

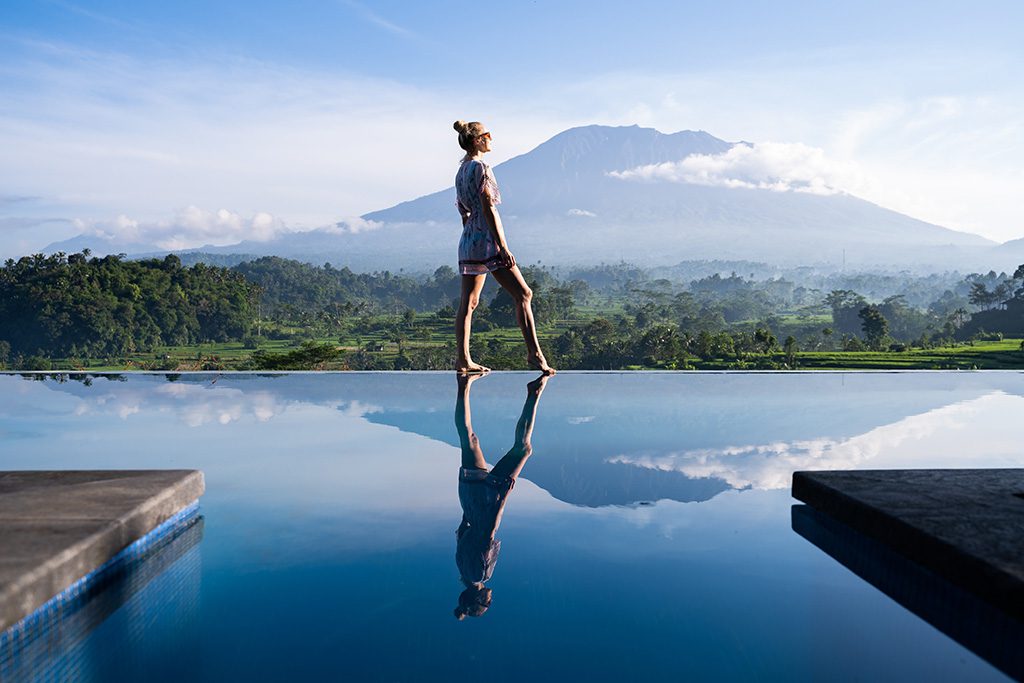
[{"left": 476, "top": 131, "right": 492, "bottom": 140}]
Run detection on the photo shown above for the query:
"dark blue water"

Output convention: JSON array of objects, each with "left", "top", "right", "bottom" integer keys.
[{"left": 1, "top": 371, "right": 1022, "bottom": 682}]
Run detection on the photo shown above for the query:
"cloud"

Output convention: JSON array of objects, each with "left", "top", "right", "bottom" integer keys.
[
  {"left": 338, "top": 0, "right": 415, "bottom": 38},
  {"left": 3, "top": 35, "right": 1023, "bottom": 250},
  {"left": 566, "top": 208, "right": 597, "bottom": 217},
  {"left": 558, "top": 64, "right": 1024, "bottom": 242},
  {"left": 76, "top": 206, "right": 287, "bottom": 249},
  {"left": 0, "top": 40, "right": 580, "bottom": 253},
  {"left": 0, "top": 216, "right": 71, "bottom": 231},
  {"left": 0, "top": 195, "right": 41, "bottom": 206},
  {"left": 328, "top": 216, "right": 384, "bottom": 235},
  {"left": 0, "top": 44, "right": 460, "bottom": 240},
  {"left": 608, "top": 142, "right": 868, "bottom": 196}
]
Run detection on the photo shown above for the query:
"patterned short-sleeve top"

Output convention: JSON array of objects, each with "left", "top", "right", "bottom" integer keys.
[{"left": 455, "top": 159, "right": 506, "bottom": 276}]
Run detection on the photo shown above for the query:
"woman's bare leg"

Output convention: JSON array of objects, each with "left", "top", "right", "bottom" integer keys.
[
  {"left": 455, "top": 373, "right": 488, "bottom": 470},
  {"left": 455, "top": 274, "right": 489, "bottom": 373},
  {"left": 490, "top": 375, "right": 549, "bottom": 481},
  {"left": 491, "top": 266, "right": 556, "bottom": 374}
]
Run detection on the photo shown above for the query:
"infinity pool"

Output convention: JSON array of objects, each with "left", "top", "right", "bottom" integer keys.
[{"left": 1, "top": 371, "right": 1021, "bottom": 681}]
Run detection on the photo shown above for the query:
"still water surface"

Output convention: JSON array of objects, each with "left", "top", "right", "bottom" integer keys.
[{"left": 1, "top": 371, "right": 1022, "bottom": 681}]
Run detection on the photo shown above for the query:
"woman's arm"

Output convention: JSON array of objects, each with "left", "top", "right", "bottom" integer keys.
[{"left": 475, "top": 162, "right": 515, "bottom": 267}]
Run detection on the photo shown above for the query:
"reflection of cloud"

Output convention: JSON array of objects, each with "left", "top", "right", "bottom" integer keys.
[
  {"left": 67, "top": 382, "right": 289, "bottom": 427},
  {"left": 50, "top": 381, "right": 385, "bottom": 428},
  {"left": 608, "top": 393, "right": 1024, "bottom": 491},
  {"left": 172, "top": 388, "right": 281, "bottom": 427},
  {"left": 338, "top": 400, "right": 383, "bottom": 418},
  {"left": 117, "top": 404, "right": 140, "bottom": 419}
]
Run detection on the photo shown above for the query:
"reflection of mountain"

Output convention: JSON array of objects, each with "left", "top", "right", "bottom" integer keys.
[
  {"left": 514, "top": 458, "right": 730, "bottom": 507},
  {"left": 20, "top": 372, "right": 1024, "bottom": 507}
]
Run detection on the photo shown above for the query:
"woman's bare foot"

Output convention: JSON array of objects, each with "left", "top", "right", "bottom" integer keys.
[
  {"left": 527, "top": 354, "right": 556, "bottom": 375},
  {"left": 455, "top": 360, "right": 490, "bottom": 374},
  {"left": 458, "top": 371, "right": 486, "bottom": 390},
  {"left": 527, "top": 374, "right": 549, "bottom": 396}
]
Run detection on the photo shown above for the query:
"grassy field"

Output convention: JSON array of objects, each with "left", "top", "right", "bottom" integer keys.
[
  {"left": 19, "top": 310, "right": 1024, "bottom": 372},
  {"left": 796, "top": 338, "right": 1024, "bottom": 370},
  {"left": 42, "top": 338, "right": 1024, "bottom": 372}
]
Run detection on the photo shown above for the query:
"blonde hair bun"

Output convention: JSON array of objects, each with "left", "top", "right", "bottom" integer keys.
[{"left": 453, "top": 120, "right": 484, "bottom": 152}]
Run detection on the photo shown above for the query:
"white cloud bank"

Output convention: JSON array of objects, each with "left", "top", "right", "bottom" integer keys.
[
  {"left": 0, "top": 41, "right": 575, "bottom": 254},
  {"left": 556, "top": 60, "right": 1024, "bottom": 242},
  {"left": 327, "top": 216, "right": 384, "bottom": 235},
  {"left": 609, "top": 142, "right": 869, "bottom": 196},
  {"left": 3, "top": 38, "right": 1023, "bottom": 251},
  {"left": 75, "top": 206, "right": 287, "bottom": 249}
]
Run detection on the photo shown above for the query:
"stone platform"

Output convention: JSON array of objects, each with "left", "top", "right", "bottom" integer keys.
[
  {"left": 0, "top": 470, "right": 205, "bottom": 632},
  {"left": 792, "top": 469, "right": 1024, "bottom": 619}
]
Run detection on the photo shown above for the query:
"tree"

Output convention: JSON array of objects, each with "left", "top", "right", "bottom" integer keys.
[
  {"left": 825, "top": 290, "right": 868, "bottom": 336},
  {"left": 968, "top": 282, "right": 1000, "bottom": 310},
  {"left": 949, "top": 308, "right": 970, "bottom": 329},
  {"left": 636, "top": 325, "right": 681, "bottom": 366},
  {"left": 783, "top": 336, "right": 798, "bottom": 368},
  {"left": 859, "top": 305, "right": 889, "bottom": 350},
  {"left": 753, "top": 328, "right": 778, "bottom": 354}
]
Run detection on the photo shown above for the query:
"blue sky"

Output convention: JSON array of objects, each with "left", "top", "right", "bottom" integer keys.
[{"left": 1, "top": 0, "right": 1022, "bottom": 255}]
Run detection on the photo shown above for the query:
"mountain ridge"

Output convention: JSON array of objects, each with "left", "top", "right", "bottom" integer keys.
[{"left": 42, "top": 124, "right": 1009, "bottom": 271}]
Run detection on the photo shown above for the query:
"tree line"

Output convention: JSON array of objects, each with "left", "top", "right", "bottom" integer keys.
[
  {"left": 1, "top": 250, "right": 1021, "bottom": 369},
  {"left": 0, "top": 251, "right": 258, "bottom": 362}
]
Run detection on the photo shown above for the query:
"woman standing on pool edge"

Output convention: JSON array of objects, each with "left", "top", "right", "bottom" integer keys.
[{"left": 452, "top": 120, "right": 555, "bottom": 375}]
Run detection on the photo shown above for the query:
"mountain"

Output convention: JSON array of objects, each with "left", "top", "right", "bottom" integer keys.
[
  {"left": 43, "top": 124, "right": 1003, "bottom": 270},
  {"left": 358, "top": 125, "right": 995, "bottom": 269},
  {"left": 42, "top": 233, "right": 164, "bottom": 258},
  {"left": 994, "top": 236, "right": 1024, "bottom": 269}
]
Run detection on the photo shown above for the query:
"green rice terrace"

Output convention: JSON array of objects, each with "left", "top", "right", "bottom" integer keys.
[{"left": 2, "top": 252, "right": 1022, "bottom": 371}]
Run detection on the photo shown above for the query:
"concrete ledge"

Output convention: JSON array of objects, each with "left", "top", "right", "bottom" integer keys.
[
  {"left": 792, "top": 469, "right": 1024, "bottom": 620},
  {"left": 0, "top": 470, "right": 205, "bottom": 632}
]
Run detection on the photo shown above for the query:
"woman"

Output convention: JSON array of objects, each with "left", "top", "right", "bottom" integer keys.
[{"left": 452, "top": 120, "right": 555, "bottom": 375}]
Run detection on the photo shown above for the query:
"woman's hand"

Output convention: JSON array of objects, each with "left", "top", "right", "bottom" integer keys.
[{"left": 495, "top": 245, "right": 516, "bottom": 269}]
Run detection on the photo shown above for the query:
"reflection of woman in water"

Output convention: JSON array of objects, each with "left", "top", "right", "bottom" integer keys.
[{"left": 453, "top": 372, "right": 549, "bottom": 619}]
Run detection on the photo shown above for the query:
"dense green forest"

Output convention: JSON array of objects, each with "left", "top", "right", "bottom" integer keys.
[
  {"left": 0, "top": 252, "right": 258, "bottom": 361},
  {"left": 1, "top": 250, "right": 1022, "bottom": 371}
]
